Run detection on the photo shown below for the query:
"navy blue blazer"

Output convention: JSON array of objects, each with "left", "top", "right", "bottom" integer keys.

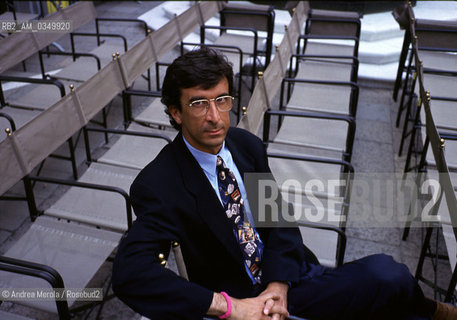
[{"left": 112, "top": 127, "right": 308, "bottom": 319}]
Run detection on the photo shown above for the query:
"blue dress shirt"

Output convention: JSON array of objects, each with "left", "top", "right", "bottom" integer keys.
[{"left": 183, "top": 136, "right": 261, "bottom": 284}]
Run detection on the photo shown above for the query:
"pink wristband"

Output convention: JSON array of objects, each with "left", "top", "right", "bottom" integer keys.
[{"left": 218, "top": 291, "right": 232, "bottom": 319}]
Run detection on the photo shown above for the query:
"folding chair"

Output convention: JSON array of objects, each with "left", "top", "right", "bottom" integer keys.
[
  {"left": 38, "top": 17, "right": 149, "bottom": 86},
  {"left": 294, "top": 8, "right": 361, "bottom": 82},
  {"left": 276, "top": 8, "right": 360, "bottom": 146},
  {"left": 267, "top": 152, "right": 352, "bottom": 268},
  {"left": 0, "top": 123, "right": 175, "bottom": 318},
  {"left": 0, "top": 215, "right": 123, "bottom": 319},
  {"left": 0, "top": 75, "right": 66, "bottom": 111},
  {"left": 121, "top": 89, "right": 173, "bottom": 130},
  {"left": 281, "top": 73, "right": 359, "bottom": 117},
  {"left": 263, "top": 108, "right": 356, "bottom": 163},
  {"left": 87, "top": 122, "right": 176, "bottom": 171},
  {"left": 201, "top": 3, "right": 275, "bottom": 92},
  {"left": 302, "top": 9, "right": 361, "bottom": 58}
]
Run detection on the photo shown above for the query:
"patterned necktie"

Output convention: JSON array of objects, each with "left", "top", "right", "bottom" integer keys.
[{"left": 216, "top": 155, "right": 263, "bottom": 284}]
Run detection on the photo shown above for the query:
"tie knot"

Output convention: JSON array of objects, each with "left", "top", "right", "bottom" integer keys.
[{"left": 216, "top": 155, "right": 226, "bottom": 170}]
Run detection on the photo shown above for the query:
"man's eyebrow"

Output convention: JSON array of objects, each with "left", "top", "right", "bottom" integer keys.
[{"left": 188, "top": 93, "right": 230, "bottom": 102}]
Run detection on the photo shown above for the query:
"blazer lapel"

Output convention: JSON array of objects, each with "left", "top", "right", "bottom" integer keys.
[
  {"left": 225, "top": 129, "right": 256, "bottom": 177},
  {"left": 172, "top": 133, "right": 245, "bottom": 265}
]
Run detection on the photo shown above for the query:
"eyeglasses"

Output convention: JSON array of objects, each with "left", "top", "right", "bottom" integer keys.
[{"left": 186, "top": 95, "right": 234, "bottom": 116}]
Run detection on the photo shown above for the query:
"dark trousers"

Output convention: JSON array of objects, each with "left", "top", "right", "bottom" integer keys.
[{"left": 287, "top": 254, "right": 435, "bottom": 320}]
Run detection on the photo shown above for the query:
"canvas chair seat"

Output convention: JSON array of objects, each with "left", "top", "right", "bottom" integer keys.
[
  {"left": 214, "top": 32, "right": 266, "bottom": 57},
  {"left": 419, "top": 50, "right": 457, "bottom": 73},
  {"left": 422, "top": 73, "right": 457, "bottom": 101},
  {"left": 0, "top": 215, "right": 121, "bottom": 313},
  {"left": 296, "top": 59, "right": 355, "bottom": 82},
  {"left": 134, "top": 98, "right": 172, "bottom": 128},
  {"left": 303, "top": 41, "right": 356, "bottom": 58},
  {"left": 286, "top": 82, "right": 353, "bottom": 115},
  {"left": 5, "top": 79, "right": 75, "bottom": 111},
  {"left": 280, "top": 189, "right": 344, "bottom": 226},
  {"left": 268, "top": 151, "right": 345, "bottom": 198},
  {"left": 300, "top": 226, "right": 340, "bottom": 267},
  {"left": 53, "top": 42, "right": 124, "bottom": 82},
  {"left": 423, "top": 100, "right": 457, "bottom": 133},
  {"left": 424, "top": 135, "right": 457, "bottom": 170},
  {"left": 271, "top": 115, "right": 349, "bottom": 158},
  {"left": 97, "top": 122, "right": 177, "bottom": 170},
  {"left": 45, "top": 162, "right": 138, "bottom": 232}
]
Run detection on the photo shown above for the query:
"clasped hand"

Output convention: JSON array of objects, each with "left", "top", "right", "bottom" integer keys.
[{"left": 230, "top": 281, "right": 289, "bottom": 320}]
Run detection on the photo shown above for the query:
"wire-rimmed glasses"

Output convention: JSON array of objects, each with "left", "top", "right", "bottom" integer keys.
[{"left": 186, "top": 95, "right": 234, "bottom": 116}]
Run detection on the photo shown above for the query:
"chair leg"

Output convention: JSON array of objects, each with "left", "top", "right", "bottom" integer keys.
[
  {"left": 445, "top": 265, "right": 457, "bottom": 303},
  {"left": 399, "top": 89, "right": 417, "bottom": 157},
  {"left": 67, "top": 137, "right": 78, "bottom": 180},
  {"left": 396, "top": 52, "right": 415, "bottom": 128},
  {"left": 23, "top": 176, "right": 39, "bottom": 221},
  {"left": 415, "top": 226, "right": 434, "bottom": 280}
]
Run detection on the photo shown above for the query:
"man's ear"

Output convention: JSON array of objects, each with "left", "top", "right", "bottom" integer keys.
[{"left": 169, "top": 105, "right": 182, "bottom": 125}]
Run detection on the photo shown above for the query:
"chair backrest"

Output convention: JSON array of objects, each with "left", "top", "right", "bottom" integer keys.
[
  {"left": 220, "top": 3, "right": 274, "bottom": 33},
  {"left": 305, "top": 9, "right": 361, "bottom": 39},
  {"left": 220, "top": 3, "right": 275, "bottom": 66},
  {"left": 416, "top": 19, "right": 457, "bottom": 52}
]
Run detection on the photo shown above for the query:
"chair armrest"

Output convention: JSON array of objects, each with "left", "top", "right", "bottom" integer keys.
[
  {"left": 423, "top": 68, "right": 457, "bottom": 78},
  {"left": 123, "top": 88, "right": 162, "bottom": 98},
  {"left": 0, "top": 112, "right": 16, "bottom": 130},
  {"left": 297, "top": 221, "right": 347, "bottom": 267},
  {"left": 0, "top": 256, "right": 71, "bottom": 319},
  {"left": 38, "top": 51, "right": 102, "bottom": 73},
  {"left": 299, "top": 33, "right": 359, "bottom": 42},
  {"left": 201, "top": 25, "right": 259, "bottom": 54},
  {"left": 0, "top": 75, "right": 66, "bottom": 106},
  {"left": 0, "top": 75, "right": 66, "bottom": 96},
  {"left": 28, "top": 175, "right": 133, "bottom": 230},
  {"left": 267, "top": 151, "right": 354, "bottom": 174},
  {"left": 292, "top": 53, "right": 359, "bottom": 65},
  {"left": 95, "top": 17, "right": 149, "bottom": 36},
  {"left": 70, "top": 32, "right": 128, "bottom": 53}
]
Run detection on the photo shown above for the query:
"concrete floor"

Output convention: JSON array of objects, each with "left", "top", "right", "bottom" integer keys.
[{"left": 0, "top": 1, "right": 454, "bottom": 319}]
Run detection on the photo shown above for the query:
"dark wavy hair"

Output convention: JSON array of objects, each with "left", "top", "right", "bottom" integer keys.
[{"left": 161, "top": 47, "right": 234, "bottom": 130}]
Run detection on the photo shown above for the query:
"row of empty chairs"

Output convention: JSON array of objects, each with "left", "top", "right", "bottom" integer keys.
[
  {"left": 261, "top": 9, "right": 361, "bottom": 268},
  {"left": 392, "top": 3, "right": 457, "bottom": 302},
  {"left": 0, "top": 2, "right": 150, "bottom": 180}
]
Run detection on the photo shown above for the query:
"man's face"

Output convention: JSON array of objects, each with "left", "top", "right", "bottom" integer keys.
[{"left": 170, "top": 77, "right": 231, "bottom": 155}]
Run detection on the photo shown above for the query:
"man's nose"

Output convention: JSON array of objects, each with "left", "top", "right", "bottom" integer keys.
[{"left": 205, "top": 100, "right": 220, "bottom": 122}]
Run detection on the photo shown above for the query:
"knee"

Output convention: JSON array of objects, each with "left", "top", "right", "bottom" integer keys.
[{"left": 361, "top": 254, "right": 415, "bottom": 298}]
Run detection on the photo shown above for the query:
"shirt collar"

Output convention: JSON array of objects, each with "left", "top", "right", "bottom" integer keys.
[{"left": 182, "top": 135, "right": 231, "bottom": 177}]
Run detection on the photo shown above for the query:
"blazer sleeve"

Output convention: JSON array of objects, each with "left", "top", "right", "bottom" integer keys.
[{"left": 112, "top": 178, "right": 214, "bottom": 320}]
